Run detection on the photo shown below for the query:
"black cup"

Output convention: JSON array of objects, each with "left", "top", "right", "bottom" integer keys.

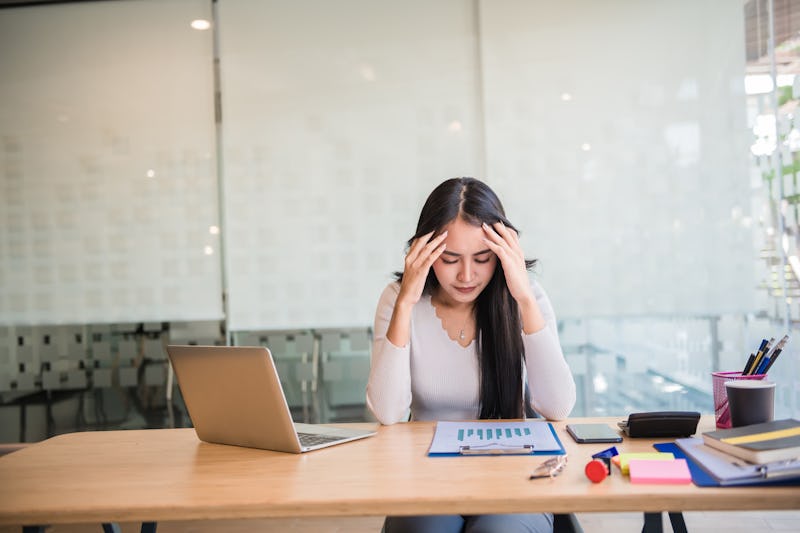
[{"left": 725, "top": 380, "right": 775, "bottom": 428}]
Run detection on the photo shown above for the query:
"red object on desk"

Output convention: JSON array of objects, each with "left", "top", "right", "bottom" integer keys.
[{"left": 585, "top": 459, "right": 608, "bottom": 483}]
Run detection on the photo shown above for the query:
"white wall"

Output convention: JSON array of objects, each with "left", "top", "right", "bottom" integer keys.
[
  {"left": 218, "top": 0, "right": 483, "bottom": 330},
  {"left": 479, "top": 0, "right": 752, "bottom": 318},
  {"left": 219, "top": 0, "right": 753, "bottom": 329},
  {"left": 0, "top": 0, "right": 222, "bottom": 325},
  {"left": 0, "top": 0, "right": 753, "bottom": 330}
]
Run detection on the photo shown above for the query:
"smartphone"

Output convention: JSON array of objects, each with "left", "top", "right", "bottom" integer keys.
[{"left": 566, "top": 423, "right": 623, "bottom": 443}]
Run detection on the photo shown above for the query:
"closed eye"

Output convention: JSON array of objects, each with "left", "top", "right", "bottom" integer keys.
[
  {"left": 474, "top": 250, "right": 493, "bottom": 264},
  {"left": 440, "top": 250, "right": 493, "bottom": 265}
]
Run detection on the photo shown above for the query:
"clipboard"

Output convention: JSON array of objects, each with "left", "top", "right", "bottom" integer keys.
[{"left": 428, "top": 420, "right": 566, "bottom": 456}]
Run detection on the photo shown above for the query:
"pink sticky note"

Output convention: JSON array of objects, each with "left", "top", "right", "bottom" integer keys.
[{"left": 628, "top": 459, "right": 692, "bottom": 484}]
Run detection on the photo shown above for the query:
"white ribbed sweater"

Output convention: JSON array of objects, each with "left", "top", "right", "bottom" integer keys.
[{"left": 366, "top": 281, "right": 576, "bottom": 425}]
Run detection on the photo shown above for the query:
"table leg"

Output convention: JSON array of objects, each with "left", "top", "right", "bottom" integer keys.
[
  {"left": 23, "top": 521, "right": 156, "bottom": 533},
  {"left": 668, "top": 512, "right": 688, "bottom": 533},
  {"left": 642, "top": 512, "right": 689, "bottom": 533},
  {"left": 642, "top": 512, "right": 663, "bottom": 533},
  {"left": 100, "top": 522, "right": 156, "bottom": 533}
]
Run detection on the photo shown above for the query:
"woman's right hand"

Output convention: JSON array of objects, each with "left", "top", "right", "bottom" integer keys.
[
  {"left": 385, "top": 231, "right": 447, "bottom": 347},
  {"left": 396, "top": 230, "right": 448, "bottom": 307}
]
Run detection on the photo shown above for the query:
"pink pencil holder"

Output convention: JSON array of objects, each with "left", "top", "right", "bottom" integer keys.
[{"left": 711, "top": 371, "right": 766, "bottom": 428}]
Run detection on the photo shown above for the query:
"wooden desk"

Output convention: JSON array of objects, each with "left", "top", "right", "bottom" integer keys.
[{"left": 0, "top": 417, "right": 798, "bottom": 528}]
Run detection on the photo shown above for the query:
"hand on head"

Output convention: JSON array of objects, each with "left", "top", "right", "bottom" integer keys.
[
  {"left": 397, "top": 230, "right": 448, "bottom": 307},
  {"left": 481, "top": 222, "right": 535, "bottom": 306}
]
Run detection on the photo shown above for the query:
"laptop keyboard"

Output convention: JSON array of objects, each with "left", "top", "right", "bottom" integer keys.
[{"left": 297, "top": 432, "right": 345, "bottom": 447}]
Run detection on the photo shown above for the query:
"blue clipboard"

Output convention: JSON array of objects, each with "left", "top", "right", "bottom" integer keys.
[
  {"left": 428, "top": 421, "right": 566, "bottom": 457},
  {"left": 654, "top": 442, "right": 800, "bottom": 487}
]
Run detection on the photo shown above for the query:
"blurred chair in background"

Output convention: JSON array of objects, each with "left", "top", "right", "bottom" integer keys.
[{"left": 316, "top": 327, "right": 373, "bottom": 424}]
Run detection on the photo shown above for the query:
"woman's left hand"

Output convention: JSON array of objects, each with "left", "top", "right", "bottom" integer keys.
[{"left": 481, "top": 222, "right": 535, "bottom": 306}]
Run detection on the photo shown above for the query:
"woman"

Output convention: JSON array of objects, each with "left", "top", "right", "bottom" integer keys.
[{"left": 366, "top": 177, "right": 575, "bottom": 533}]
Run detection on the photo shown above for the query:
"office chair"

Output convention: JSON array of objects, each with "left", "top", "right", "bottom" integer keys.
[
  {"left": 317, "top": 327, "right": 372, "bottom": 423},
  {"left": 553, "top": 513, "right": 584, "bottom": 533}
]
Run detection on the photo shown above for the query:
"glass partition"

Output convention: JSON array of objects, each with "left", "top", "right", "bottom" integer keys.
[
  {"left": 0, "top": 0, "right": 222, "bottom": 325},
  {"left": 0, "top": 0, "right": 798, "bottom": 442},
  {"left": 217, "top": 0, "right": 483, "bottom": 330}
]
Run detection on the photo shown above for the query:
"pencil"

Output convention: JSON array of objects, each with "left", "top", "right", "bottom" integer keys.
[{"left": 763, "top": 335, "right": 789, "bottom": 374}]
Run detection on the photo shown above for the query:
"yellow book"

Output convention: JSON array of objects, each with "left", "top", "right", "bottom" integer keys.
[{"left": 702, "top": 419, "right": 800, "bottom": 464}]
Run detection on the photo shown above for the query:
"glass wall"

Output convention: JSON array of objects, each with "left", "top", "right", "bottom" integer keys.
[
  {"left": 0, "top": 0, "right": 222, "bottom": 325},
  {"left": 479, "top": 0, "right": 755, "bottom": 417},
  {"left": 0, "top": 0, "right": 797, "bottom": 441},
  {"left": 218, "top": 0, "right": 483, "bottom": 330},
  {"left": 745, "top": 0, "right": 800, "bottom": 420}
]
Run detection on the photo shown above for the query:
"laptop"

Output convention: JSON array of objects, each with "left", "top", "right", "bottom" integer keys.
[{"left": 166, "top": 344, "right": 376, "bottom": 453}]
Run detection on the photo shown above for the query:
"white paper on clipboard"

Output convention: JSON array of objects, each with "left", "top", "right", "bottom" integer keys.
[{"left": 428, "top": 420, "right": 563, "bottom": 455}]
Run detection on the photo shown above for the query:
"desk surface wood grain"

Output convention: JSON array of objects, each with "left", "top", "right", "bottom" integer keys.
[{"left": 0, "top": 416, "right": 798, "bottom": 525}]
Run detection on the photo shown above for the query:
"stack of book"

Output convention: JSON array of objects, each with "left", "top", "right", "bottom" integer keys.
[{"left": 674, "top": 418, "right": 800, "bottom": 486}]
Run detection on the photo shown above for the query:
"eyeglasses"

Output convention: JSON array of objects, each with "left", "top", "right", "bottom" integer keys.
[{"left": 529, "top": 455, "right": 568, "bottom": 479}]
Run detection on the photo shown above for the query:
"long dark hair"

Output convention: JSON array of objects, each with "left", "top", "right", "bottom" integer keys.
[{"left": 395, "top": 177, "right": 536, "bottom": 419}]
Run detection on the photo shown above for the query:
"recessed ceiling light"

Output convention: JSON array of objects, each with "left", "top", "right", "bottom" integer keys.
[{"left": 191, "top": 19, "right": 211, "bottom": 31}]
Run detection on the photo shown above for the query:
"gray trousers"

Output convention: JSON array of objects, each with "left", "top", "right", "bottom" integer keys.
[{"left": 383, "top": 512, "right": 554, "bottom": 533}]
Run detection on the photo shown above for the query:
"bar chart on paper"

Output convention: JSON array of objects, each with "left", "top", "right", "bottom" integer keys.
[
  {"left": 428, "top": 421, "right": 564, "bottom": 455},
  {"left": 456, "top": 426, "right": 531, "bottom": 441}
]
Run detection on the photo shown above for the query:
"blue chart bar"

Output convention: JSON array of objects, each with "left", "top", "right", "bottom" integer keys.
[{"left": 456, "top": 424, "right": 538, "bottom": 443}]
